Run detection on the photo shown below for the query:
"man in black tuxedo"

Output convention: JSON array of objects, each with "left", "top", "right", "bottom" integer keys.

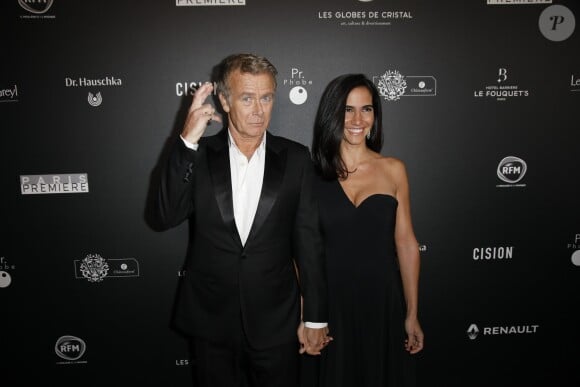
[{"left": 156, "top": 53, "right": 330, "bottom": 386}]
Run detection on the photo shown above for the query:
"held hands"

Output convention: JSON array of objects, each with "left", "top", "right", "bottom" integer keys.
[
  {"left": 297, "top": 321, "right": 333, "bottom": 355},
  {"left": 404, "top": 317, "right": 424, "bottom": 354},
  {"left": 181, "top": 82, "right": 222, "bottom": 144}
]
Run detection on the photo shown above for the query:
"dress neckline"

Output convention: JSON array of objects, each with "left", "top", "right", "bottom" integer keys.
[{"left": 335, "top": 180, "right": 398, "bottom": 209}]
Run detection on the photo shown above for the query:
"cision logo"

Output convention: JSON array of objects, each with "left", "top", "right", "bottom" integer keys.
[
  {"left": 474, "top": 68, "right": 530, "bottom": 101},
  {"left": 0, "top": 85, "right": 19, "bottom": 103},
  {"left": 19, "top": 0, "right": 55, "bottom": 19},
  {"left": 175, "top": 81, "right": 217, "bottom": 97},
  {"left": 55, "top": 335, "right": 87, "bottom": 364},
  {"left": 175, "top": 0, "right": 245, "bottom": 6},
  {"left": 472, "top": 246, "right": 514, "bottom": 261},
  {"left": 539, "top": 4, "right": 575, "bottom": 42},
  {"left": 282, "top": 67, "right": 313, "bottom": 105},
  {"left": 467, "top": 323, "right": 539, "bottom": 340},
  {"left": 74, "top": 254, "right": 140, "bottom": 283},
  {"left": 20, "top": 173, "right": 89, "bottom": 195},
  {"left": 64, "top": 76, "right": 123, "bottom": 107},
  {"left": 0, "top": 256, "right": 16, "bottom": 289},
  {"left": 496, "top": 156, "right": 527, "bottom": 188},
  {"left": 372, "top": 70, "right": 436, "bottom": 101}
]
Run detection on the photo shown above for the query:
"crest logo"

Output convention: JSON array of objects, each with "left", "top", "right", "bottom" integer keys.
[
  {"left": 88, "top": 92, "right": 102, "bottom": 107},
  {"left": 467, "top": 324, "right": 480, "bottom": 340},
  {"left": 79, "top": 254, "right": 109, "bottom": 282},
  {"left": 497, "top": 156, "right": 527, "bottom": 184},
  {"left": 377, "top": 70, "right": 407, "bottom": 101},
  {"left": 374, "top": 70, "right": 436, "bottom": 101}
]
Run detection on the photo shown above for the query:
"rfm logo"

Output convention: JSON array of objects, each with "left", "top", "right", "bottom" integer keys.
[
  {"left": 55, "top": 335, "right": 86, "bottom": 361},
  {"left": 497, "top": 156, "right": 527, "bottom": 184}
]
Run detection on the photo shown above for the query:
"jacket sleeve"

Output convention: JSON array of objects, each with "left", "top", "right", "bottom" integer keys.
[
  {"left": 155, "top": 138, "right": 199, "bottom": 230},
  {"left": 293, "top": 147, "right": 328, "bottom": 323}
]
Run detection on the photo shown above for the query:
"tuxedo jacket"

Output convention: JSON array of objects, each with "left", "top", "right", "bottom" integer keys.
[{"left": 157, "top": 129, "right": 327, "bottom": 350}]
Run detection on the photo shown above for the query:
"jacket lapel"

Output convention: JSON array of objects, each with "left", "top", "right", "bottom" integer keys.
[
  {"left": 207, "top": 130, "right": 242, "bottom": 246},
  {"left": 246, "top": 133, "right": 286, "bottom": 243}
]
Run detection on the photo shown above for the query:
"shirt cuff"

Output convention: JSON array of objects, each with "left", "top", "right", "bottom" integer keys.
[
  {"left": 180, "top": 135, "right": 199, "bottom": 151},
  {"left": 304, "top": 322, "right": 328, "bottom": 329}
]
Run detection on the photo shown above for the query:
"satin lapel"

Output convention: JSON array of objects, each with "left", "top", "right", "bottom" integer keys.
[
  {"left": 247, "top": 137, "right": 286, "bottom": 242},
  {"left": 207, "top": 133, "right": 242, "bottom": 246}
]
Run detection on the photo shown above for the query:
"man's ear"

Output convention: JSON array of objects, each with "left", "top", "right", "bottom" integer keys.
[{"left": 218, "top": 93, "right": 230, "bottom": 113}]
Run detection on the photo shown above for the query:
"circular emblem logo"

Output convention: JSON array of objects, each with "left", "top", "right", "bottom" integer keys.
[
  {"left": 539, "top": 5, "right": 576, "bottom": 42},
  {"left": 497, "top": 156, "right": 527, "bottom": 184}
]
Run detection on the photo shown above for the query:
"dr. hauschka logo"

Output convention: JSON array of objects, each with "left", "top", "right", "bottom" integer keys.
[
  {"left": 474, "top": 68, "right": 529, "bottom": 101},
  {"left": 0, "top": 85, "right": 19, "bottom": 103},
  {"left": 55, "top": 335, "right": 87, "bottom": 364},
  {"left": 19, "top": 0, "right": 55, "bottom": 19},
  {"left": 65, "top": 76, "right": 123, "bottom": 106},
  {"left": 175, "top": 0, "right": 245, "bottom": 7},
  {"left": 20, "top": 173, "right": 89, "bottom": 195},
  {"left": 472, "top": 246, "right": 514, "bottom": 261},
  {"left": 466, "top": 323, "right": 539, "bottom": 340},
  {"left": 570, "top": 74, "right": 580, "bottom": 93},
  {"left": 0, "top": 256, "right": 16, "bottom": 289},
  {"left": 373, "top": 70, "right": 436, "bottom": 101},
  {"left": 539, "top": 5, "right": 575, "bottom": 42},
  {"left": 87, "top": 92, "right": 102, "bottom": 107},
  {"left": 496, "top": 156, "right": 527, "bottom": 187},
  {"left": 283, "top": 68, "right": 313, "bottom": 105},
  {"left": 567, "top": 234, "right": 580, "bottom": 266},
  {"left": 74, "top": 254, "right": 140, "bottom": 283}
]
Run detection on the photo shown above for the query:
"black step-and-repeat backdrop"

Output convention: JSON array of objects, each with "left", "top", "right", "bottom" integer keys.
[{"left": 2, "top": 0, "right": 579, "bottom": 386}]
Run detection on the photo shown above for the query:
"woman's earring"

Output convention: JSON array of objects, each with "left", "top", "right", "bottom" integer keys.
[{"left": 366, "top": 132, "right": 371, "bottom": 140}]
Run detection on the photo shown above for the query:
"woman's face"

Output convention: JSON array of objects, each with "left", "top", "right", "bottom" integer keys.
[{"left": 342, "top": 86, "right": 374, "bottom": 146}]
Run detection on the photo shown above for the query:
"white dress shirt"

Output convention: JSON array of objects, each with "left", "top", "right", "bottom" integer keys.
[
  {"left": 180, "top": 132, "right": 326, "bottom": 329},
  {"left": 228, "top": 131, "right": 265, "bottom": 246}
]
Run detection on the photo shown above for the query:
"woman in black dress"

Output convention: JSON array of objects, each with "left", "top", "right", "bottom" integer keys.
[{"left": 308, "top": 73, "right": 424, "bottom": 386}]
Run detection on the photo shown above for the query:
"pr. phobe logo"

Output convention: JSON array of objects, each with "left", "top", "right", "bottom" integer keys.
[
  {"left": 496, "top": 156, "right": 527, "bottom": 187},
  {"left": 55, "top": 335, "right": 87, "bottom": 363},
  {"left": 567, "top": 234, "right": 580, "bottom": 266},
  {"left": 0, "top": 257, "right": 15, "bottom": 288},
  {"left": 283, "top": 68, "right": 312, "bottom": 105}
]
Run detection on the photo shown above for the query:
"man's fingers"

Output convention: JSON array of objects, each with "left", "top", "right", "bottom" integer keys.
[{"left": 190, "top": 82, "right": 213, "bottom": 111}]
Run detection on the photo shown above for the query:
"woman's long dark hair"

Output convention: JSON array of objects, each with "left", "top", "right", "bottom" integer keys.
[{"left": 312, "top": 73, "right": 383, "bottom": 180}]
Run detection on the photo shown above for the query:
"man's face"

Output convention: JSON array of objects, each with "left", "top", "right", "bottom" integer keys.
[{"left": 219, "top": 70, "right": 275, "bottom": 142}]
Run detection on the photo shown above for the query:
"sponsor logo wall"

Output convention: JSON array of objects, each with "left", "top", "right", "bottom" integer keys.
[{"left": 2, "top": 1, "right": 578, "bottom": 386}]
